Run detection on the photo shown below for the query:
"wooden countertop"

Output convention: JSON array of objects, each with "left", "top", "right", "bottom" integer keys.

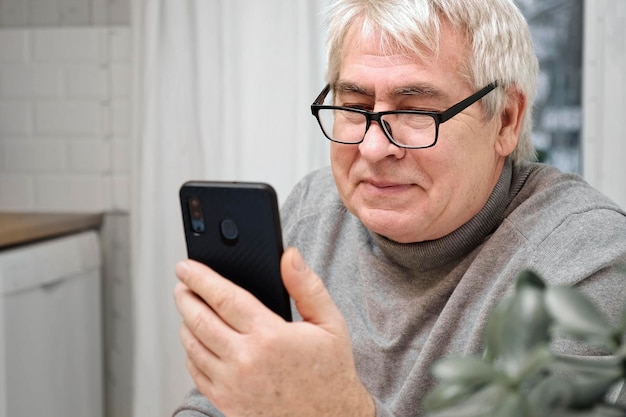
[{"left": 0, "top": 212, "right": 104, "bottom": 249}]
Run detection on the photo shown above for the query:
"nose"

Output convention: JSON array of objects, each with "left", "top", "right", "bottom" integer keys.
[{"left": 358, "top": 119, "right": 405, "bottom": 161}]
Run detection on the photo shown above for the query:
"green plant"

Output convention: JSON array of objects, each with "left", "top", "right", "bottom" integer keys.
[{"left": 424, "top": 269, "right": 626, "bottom": 417}]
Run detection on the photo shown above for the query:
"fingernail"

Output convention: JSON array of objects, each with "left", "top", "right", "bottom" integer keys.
[
  {"left": 175, "top": 260, "right": 190, "bottom": 278},
  {"left": 291, "top": 248, "right": 307, "bottom": 272}
]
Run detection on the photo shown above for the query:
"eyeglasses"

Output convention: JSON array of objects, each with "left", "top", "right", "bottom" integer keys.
[{"left": 310, "top": 82, "right": 498, "bottom": 149}]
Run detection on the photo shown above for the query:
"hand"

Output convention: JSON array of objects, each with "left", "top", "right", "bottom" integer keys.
[{"left": 174, "top": 247, "right": 375, "bottom": 417}]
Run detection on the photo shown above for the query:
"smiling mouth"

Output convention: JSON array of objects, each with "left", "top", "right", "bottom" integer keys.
[{"left": 362, "top": 180, "right": 414, "bottom": 193}]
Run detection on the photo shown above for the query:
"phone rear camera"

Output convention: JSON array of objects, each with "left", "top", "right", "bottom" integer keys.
[
  {"left": 190, "top": 198, "right": 202, "bottom": 219},
  {"left": 192, "top": 221, "right": 205, "bottom": 233},
  {"left": 188, "top": 196, "right": 205, "bottom": 234},
  {"left": 220, "top": 218, "right": 239, "bottom": 243}
]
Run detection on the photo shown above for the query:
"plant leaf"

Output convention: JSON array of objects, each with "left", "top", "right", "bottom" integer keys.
[
  {"left": 423, "top": 382, "right": 477, "bottom": 411},
  {"left": 430, "top": 356, "right": 498, "bottom": 384},
  {"left": 425, "top": 383, "right": 508, "bottom": 417},
  {"left": 545, "top": 286, "right": 614, "bottom": 343},
  {"left": 619, "top": 303, "right": 626, "bottom": 334},
  {"left": 515, "top": 345, "right": 554, "bottom": 382},
  {"left": 499, "top": 271, "right": 551, "bottom": 377},
  {"left": 515, "top": 269, "right": 547, "bottom": 291},
  {"left": 568, "top": 370, "right": 623, "bottom": 408},
  {"left": 484, "top": 297, "right": 513, "bottom": 361},
  {"left": 495, "top": 392, "right": 525, "bottom": 417},
  {"left": 527, "top": 374, "right": 575, "bottom": 413},
  {"left": 553, "top": 354, "right": 623, "bottom": 376}
]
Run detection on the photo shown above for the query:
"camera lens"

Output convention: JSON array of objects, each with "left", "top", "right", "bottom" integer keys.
[
  {"left": 190, "top": 197, "right": 202, "bottom": 219},
  {"left": 192, "top": 221, "right": 205, "bottom": 233}
]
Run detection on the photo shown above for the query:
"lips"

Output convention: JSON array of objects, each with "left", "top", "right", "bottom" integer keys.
[
  {"left": 366, "top": 179, "right": 405, "bottom": 188},
  {"left": 360, "top": 179, "right": 414, "bottom": 194}
]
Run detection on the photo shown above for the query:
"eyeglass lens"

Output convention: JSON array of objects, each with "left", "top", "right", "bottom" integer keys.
[{"left": 316, "top": 108, "right": 437, "bottom": 148}]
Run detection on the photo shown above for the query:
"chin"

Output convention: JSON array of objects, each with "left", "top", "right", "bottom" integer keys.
[
  {"left": 359, "top": 211, "right": 418, "bottom": 243},
  {"left": 379, "top": 231, "right": 418, "bottom": 244}
]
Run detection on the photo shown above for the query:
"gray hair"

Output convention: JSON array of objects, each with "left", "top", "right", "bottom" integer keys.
[{"left": 324, "top": 0, "right": 539, "bottom": 164}]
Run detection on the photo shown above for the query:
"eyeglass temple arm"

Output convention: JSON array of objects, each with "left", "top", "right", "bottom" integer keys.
[
  {"left": 440, "top": 82, "right": 499, "bottom": 123},
  {"left": 311, "top": 84, "right": 331, "bottom": 110}
]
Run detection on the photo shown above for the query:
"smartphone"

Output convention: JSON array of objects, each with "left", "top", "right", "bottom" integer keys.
[{"left": 179, "top": 181, "right": 292, "bottom": 321}]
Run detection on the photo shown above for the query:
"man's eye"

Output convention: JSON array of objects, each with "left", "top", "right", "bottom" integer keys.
[
  {"left": 401, "top": 105, "right": 439, "bottom": 112},
  {"left": 396, "top": 97, "right": 444, "bottom": 112},
  {"left": 403, "top": 101, "right": 447, "bottom": 112},
  {"left": 340, "top": 103, "right": 371, "bottom": 111}
]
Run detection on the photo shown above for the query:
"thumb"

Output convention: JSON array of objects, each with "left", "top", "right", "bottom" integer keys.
[{"left": 281, "top": 247, "right": 343, "bottom": 326}]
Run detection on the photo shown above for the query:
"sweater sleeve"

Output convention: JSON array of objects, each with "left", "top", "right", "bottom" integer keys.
[{"left": 171, "top": 389, "right": 224, "bottom": 417}]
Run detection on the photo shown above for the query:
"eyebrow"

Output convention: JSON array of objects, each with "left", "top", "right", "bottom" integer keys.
[
  {"left": 334, "top": 80, "right": 448, "bottom": 101},
  {"left": 334, "top": 81, "right": 372, "bottom": 97},
  {"left": 393, "top": 85, "right": 441, "bottom": 98}
]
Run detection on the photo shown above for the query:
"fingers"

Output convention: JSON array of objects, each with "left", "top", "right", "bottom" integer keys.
[
  {"left": 181, "top": 324, "right": 216, "bottom": 387},
  {"left": 180, "top": 323, "right": 228, "bottom": 407},
  {"left": 174, "top": 281, "right": 238, "bottom": 359},
  {"left": 280, "top": 247, "right": 344, "bottom": 327},
  {"left": 175, "top": 260, "right": 279, "bottom": 333}
]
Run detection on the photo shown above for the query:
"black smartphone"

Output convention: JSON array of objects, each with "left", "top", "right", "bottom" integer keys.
[{"left": 179, "top": 181, "right": 292, "bottom": 321}]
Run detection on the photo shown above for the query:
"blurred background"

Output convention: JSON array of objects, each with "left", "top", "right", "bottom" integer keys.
[
  {"left": 0, "top": 0, "right": 623, "bottom": 416},
  {"left": 519, "top": 0, "right": 584, "bottom": 173}
]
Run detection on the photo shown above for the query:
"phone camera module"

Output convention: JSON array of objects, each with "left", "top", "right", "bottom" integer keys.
[
  {"left": 190, "top": 198, "right": 202, "bottom": 219},
  {"left": 188, "top": 196, "right": 205, "bottom": 234},
  {"left": 220, "top": 218, "right": 239, "bottom": 243}
]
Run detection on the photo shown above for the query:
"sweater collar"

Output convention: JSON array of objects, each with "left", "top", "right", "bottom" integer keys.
[{"left": 370, "top": 158, "right": 521, "bottom": 271}]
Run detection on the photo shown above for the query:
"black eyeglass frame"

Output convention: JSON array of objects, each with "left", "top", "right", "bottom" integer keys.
[{"left": 310, "top": 81, "right": 499, "bottom": 149}]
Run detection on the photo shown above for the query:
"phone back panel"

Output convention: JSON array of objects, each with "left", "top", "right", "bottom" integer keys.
[{"left": 179, "top": 181, "right": 291, "bottom": 321}]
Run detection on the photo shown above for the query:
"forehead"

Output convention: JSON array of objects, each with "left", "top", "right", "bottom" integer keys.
[{"left": 338, "top": 20, "right": 469, "bottom": 91}]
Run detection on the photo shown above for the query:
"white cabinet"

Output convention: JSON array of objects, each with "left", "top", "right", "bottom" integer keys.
[{"left": 0, "top": 231, "right": 103, "bottom": 417}]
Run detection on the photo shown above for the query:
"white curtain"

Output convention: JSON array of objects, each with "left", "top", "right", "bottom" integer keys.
[
  {"left": 582, "top": 0, "right": 626, "bottom": 209},
  {"left": 130, "top": 1, "right": 329, "bottom": 415}
]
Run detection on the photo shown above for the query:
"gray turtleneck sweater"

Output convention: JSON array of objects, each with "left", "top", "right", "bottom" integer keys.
[{"left": 173, "top": 160, "right": 626, "bottom": 417}]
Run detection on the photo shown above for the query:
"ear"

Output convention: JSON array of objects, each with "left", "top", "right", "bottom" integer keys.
[{"left": 494, "top": 87, "right": 526, "bottom": 157}]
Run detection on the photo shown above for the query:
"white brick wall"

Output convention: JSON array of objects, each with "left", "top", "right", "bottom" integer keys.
[
  {"left": 0, "top": 31, "right": 29, "bottom": 63},
  {"left": 1, "top": 4, "right": 133, "bottom": 417},
  {"left": 0, "top": 27, "right": 131, "bottom": 213},
  {"left": 0, "top": 0, "right": 130, "bottom": 27}
]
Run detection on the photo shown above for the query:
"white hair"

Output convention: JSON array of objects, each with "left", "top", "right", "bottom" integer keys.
[{"left": 325, "top": 0, "right": 539, "bottom": 164}]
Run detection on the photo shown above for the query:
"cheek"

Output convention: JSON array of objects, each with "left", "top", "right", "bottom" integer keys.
[
  {"left": 330, "top": 144, "right": 355, "bottom": 183},
  {"left": 436, "top": 121, "right": 500, "bottom": 173},
  {"left": 330, "top": 144, "right": 365, "bottom": 217},
  {"left": 430, "top": 135, "right": 501, "bottom": 213},
  {"left": 412, "top": 142, "right": 476, "bottom": 204}
]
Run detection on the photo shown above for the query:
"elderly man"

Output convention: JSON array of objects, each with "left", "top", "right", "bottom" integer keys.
[{"left": 173, "top": 0, "right": 626, "bottom": 416}]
